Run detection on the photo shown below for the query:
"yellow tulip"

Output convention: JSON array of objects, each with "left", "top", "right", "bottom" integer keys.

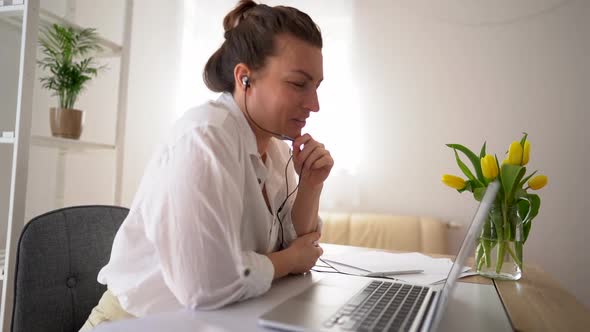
[
  {"left": 528, "top": 175, "right": 548, "bottom": 190},
  {"left": 522, "top": 140, "right": 530, "bottom": 165},
  {"left": 442, "top": 174, "right": 467, "bottom": 190},
  {"left": 507, "top": 141, "right": 523, "bottom": 165},
  {"left": 481, "top": 154, "right": 498, "bottom": 179}
]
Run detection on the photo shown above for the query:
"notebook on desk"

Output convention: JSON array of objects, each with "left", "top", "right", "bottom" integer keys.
[{"left": 259, "top": 181, "right": 506, "bottom": 332}]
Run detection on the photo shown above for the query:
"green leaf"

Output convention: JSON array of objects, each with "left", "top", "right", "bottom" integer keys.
[
  {"left": 453, "top": 149, "right": 476, "bottom": 182},
  {"left": 500, "top": 164, "right": 526, "bottom": 203},
  {"left": 523, "top": 222, "right": 532, "bottom": 244},
  {"left": 479, "top": 141, "right": 487, "bottom": 159},
  {"left": 514, "top": 188, "right": 527, "bottom": 200},
  {"left": 490, "top": 206, "right": 504, "bottom": 240},
  {"left": 458, "top": 180, "right": 474, "bottom": 193},
  {"left": 519, "top": 132, "right": 529, "bottom": 147},
  {"left": 519, "top": 170, "right": 538, "bottom": 188},
  {"left": 37, "top": 23, "right": 105, "bottom": 108},
  {"left": 447, "top": 144, "right": 485, "bottom": 184},
  {"left": 517, "top": 199, "right": 531, "bottom": 223},
  {"left": 523, "top": 194, "right": 540, "bottom": 242},
  {"left": 473, "top": 187, "right": 486, "bottom": 201}
]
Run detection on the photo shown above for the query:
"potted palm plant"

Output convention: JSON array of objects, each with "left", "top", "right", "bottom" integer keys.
[{"left": 38, "top": 23, "right": 105, "bottom": 139}]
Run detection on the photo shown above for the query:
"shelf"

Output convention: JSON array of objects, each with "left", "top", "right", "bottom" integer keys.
[
  {"left": 0, "top": 6, "right": 122, "bottom": 57},
  {"left": 0, "top": 4, "right": 24, "bottom": 15},
  {"left": 0, "top": 137, "right": 15, "bottom": 144},
  {"left": 31, "top": 135, "right": 115, "bottom": 151}
]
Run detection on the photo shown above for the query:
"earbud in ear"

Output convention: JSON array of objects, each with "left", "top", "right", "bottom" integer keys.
[{"left": 241, "top": 76, "right": 250, "bottom": 87}]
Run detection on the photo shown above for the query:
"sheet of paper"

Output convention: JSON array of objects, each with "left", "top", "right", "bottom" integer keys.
[{"left": 322, "top": 250, "right": 471, "bottom": 285}]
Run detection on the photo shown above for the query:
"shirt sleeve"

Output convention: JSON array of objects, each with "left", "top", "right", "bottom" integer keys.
[
  {"left": 142, "top": 126, "right": 274, "bottom": 310},
  {"left": 282, "top": 206, "right": 323, "bottom": 246}
]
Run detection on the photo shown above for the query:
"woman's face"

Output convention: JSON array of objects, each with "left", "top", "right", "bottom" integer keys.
[{"left": 247, "top": 33, "right": 323, "bottom": 140}]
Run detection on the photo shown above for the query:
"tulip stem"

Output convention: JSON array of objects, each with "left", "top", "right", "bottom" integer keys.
[
  {"left": 495, "top": 241, "right": 506, "bottom": 274},
  {"left": 505, "top": 244, "right": 521, "bottom": 268},
  {"left": 475, "top": 243, "right": 484, "bottom": 271},
  {"left": 514, "top": 241, "right": 523, "bottom": 270}
]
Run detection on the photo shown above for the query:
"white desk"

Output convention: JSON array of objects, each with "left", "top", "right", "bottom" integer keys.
[{"left": 94, "top": 245, "right": 512, "bottom": 332}]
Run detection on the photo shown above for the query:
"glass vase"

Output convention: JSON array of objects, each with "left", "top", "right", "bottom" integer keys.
[{"left": 475, "top": 203, "right": 523, "bottom": 280}]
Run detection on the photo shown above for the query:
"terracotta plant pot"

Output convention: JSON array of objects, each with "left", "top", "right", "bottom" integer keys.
[{"left": 49, "top": 107, "right": 84, "bottom": 139}]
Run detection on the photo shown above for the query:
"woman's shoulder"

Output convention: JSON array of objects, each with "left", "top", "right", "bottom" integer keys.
[
  {"left": 168, "top": 97, "right": 241, "bottom": 145},
  {"left": 180, "top": 98, "right": 234, "bottom": 129}
]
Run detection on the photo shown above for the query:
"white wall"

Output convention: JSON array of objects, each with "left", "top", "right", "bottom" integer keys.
[
  {"left": 344, "top": 0, "right": 590, "bottom": 308},
  {"left": 119, "top": 0, "right": 184, "bottom": 204}
]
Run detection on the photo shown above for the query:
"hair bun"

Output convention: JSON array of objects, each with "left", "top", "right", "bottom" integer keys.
[
  {"left": 204, "top": 0, "right": 322, "bottom": 93},
  {"left": 223, "top": 0, "right": 258, "bottom": 32}
]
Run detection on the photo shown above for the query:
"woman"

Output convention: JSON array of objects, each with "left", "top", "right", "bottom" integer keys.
[{"left": 80, "top": 0, "right": 333, "bottom": 330}]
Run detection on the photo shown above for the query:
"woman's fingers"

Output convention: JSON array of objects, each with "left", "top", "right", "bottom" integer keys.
[
  {"left": 301, "top": 145, "right": 327, "bottom": 172},
  {"left": 291, "top": 134, "right": 333, "bottom": 182},
  {"left": 310, "top": 153, "right": 334, "bottom": 170},
  {"left": 298, "top": 143, "right": 323, "bottom": 170},
  {"left": 316, "top": 246, "right": 324, "bottom": 257},
  {"left": 292, "top": 134, "right": 312, "bottom": 156}
]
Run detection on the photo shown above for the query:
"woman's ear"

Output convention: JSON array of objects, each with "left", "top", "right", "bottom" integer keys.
[{"left": 234, "top": 63, "right": 251, "bottom": 90}]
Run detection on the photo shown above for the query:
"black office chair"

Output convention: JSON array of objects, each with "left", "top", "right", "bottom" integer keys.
[{"left": 11, "top": 205, "right": 129, "bottom": 332}]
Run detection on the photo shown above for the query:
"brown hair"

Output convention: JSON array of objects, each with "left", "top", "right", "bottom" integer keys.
[{"left": 203, "top": 0, "right": 322, "bottom": 93}]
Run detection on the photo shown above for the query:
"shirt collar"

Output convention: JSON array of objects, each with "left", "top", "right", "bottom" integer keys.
[{"left": 218, "top": 92, "right": 259, "bottom": 157}]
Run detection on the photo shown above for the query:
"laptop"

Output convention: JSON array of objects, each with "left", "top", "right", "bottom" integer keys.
[{"left": 258, "top": 181, "right": 500, "bottom": 332}]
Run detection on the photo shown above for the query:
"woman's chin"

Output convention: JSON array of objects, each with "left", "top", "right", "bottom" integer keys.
[{"left": 286, "top": 129, "right": 301, "bottom": 140}]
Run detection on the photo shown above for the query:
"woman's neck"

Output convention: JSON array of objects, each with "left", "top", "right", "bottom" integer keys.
[{"left": 256, "top": 136, "right": 270, "bottom": 161}]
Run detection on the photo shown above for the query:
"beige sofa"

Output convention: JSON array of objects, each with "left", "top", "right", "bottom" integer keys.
[{"left": 319, "top": 212, "right": 457, "bottom": 255}]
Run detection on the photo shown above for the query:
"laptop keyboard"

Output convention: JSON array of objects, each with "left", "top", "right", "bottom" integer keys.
[{"left": 323, "top": 280, "right": 429, "bottom": 332}]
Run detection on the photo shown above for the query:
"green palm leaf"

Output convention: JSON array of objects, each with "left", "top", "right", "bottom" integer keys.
[{"left": 37, "top": 23, "right": 106, "bottom": 109}]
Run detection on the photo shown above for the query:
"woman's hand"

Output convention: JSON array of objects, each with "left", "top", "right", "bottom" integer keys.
[
  {"left": 292, "top": 134, "right": 334, "bottom": 189},
  {"left": 286, "top": 232, "right": 323, "bottom": 274}
]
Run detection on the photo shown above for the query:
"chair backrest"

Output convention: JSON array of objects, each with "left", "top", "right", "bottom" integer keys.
[{"left": 11, "top": 205, "right": 129, "bottom": 332}]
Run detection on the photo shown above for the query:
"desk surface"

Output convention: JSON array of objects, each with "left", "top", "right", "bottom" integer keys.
[
  {"left": 428, "top": 248, "right": 590, "bottom": 331},
  {"left": 96, "top": 244, "right": 590, "bottom": 332}
]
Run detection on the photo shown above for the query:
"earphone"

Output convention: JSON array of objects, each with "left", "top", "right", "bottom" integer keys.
[{"left": 241, "top": 75, "right": 302, "bottom": 250}]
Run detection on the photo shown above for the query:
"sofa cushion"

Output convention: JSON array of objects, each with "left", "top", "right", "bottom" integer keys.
[{"left": 319, "top": 212, "right": 449, "bottom": 254}]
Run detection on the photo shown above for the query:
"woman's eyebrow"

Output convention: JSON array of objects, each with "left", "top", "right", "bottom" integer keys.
[{"left": 289, "top": 69, "right": 323, "bottom": 84}]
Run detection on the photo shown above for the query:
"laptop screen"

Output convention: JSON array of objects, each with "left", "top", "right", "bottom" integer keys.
[{"left": 429, "top": 180, "right": 500, "bottom": 331}]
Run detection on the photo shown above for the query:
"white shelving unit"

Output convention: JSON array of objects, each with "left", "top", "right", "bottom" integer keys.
[
  {"left": 0, "top": 138, "right": 15, "bottom": 144},
  {"left": 1, "top": 7, "right": 124, "bottom": 56},
  {"left": 31, "top": 135, "right": 116, "bottom": 151},
  {"left": 0, "top": 4, "right": 24, "bottom": 15},
  {"left": 0, "top": 249, "right": 4, "bottom": 282},
  {"left": 0, "top": 0, "right": 133, "bottom": 330},
  {"left": 31, "top": 135, "right": 117, "bottom": 208}
]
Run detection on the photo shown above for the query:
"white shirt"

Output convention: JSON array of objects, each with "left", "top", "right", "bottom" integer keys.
[{"left": 98, "top": 92, "right": 321, "bottom": 316}]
